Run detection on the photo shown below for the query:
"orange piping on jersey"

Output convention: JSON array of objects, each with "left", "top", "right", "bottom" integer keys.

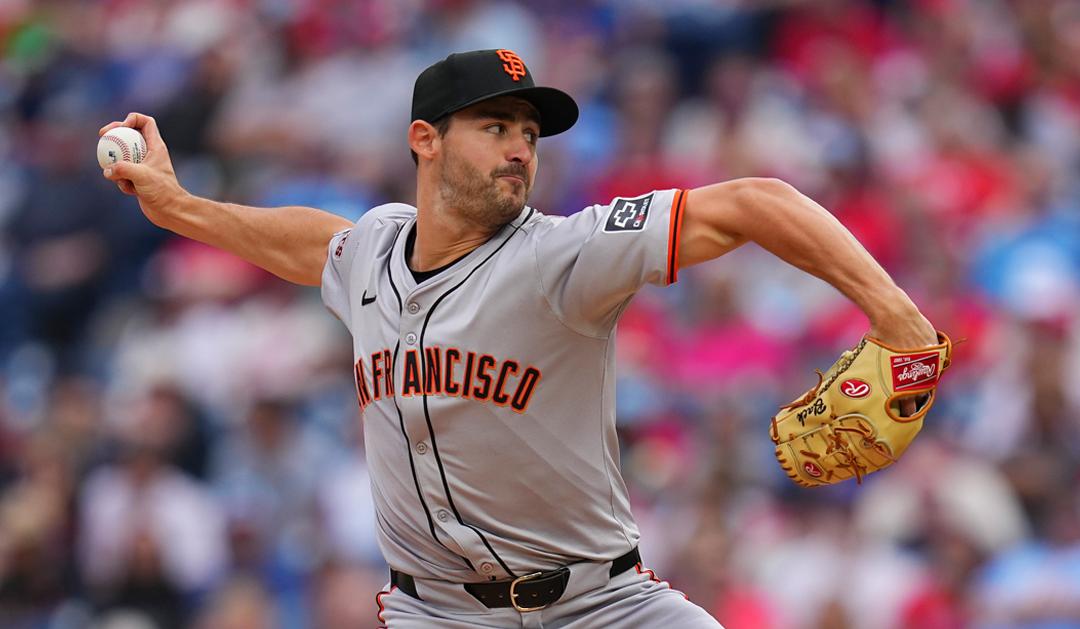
[
  {"left": 472, "top": 354, "right": 498, "bottom": 401},
  {"left": 444, "top": 348, "right": 462, "bottom": 396},
  {"left": 510, "top": 367, "right": 542, "bottom": 414},
  {"left": 401, "top": 349, "right": 423, "bottom": 397},
  {"left": 354, "top": 359, "right": 372, "bottom": 409},
  {"left": 635, "top": 563, "right": 689, "bottom": 600},
  {"left": 375, "top": 584, "right": 396, "bottom": 625},
  {"left": 460, "top": 352, "right": 477, "bottom": 400},
  {"left": 666, "top": 189, "right": 687, "bottom": 285},
  {"left": 492, "top": 360, "right": 519, "bottom": 406},
  {"left": 424, "top": 346, "right": 443, "bottom": 395}
]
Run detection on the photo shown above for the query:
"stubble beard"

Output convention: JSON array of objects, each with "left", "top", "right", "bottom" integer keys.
[{"left": 438, "top": 148, "right": 530, "bottom": 231}]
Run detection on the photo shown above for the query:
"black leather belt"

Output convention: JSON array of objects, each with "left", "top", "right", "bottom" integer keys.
[{"left": 390, "top": 546, "right": 641, "bottom": 612}]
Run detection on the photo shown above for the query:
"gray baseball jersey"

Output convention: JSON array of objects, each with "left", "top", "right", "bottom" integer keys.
[{"left": 321, "top": 188, "right": 687, "bottom": 583}]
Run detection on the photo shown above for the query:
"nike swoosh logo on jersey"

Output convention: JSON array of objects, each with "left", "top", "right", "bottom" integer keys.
[{"left": 361, "top": 290, "right": 376, "bottom": 306}]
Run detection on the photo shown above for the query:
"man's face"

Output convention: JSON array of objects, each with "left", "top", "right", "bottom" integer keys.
[{"left": 436, "top": 96, "right": 540, "bottom": 230}]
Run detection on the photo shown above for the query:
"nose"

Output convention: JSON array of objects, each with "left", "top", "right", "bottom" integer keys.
[{"left": 505, "top": 132, "right": 533, "bottom": 165}]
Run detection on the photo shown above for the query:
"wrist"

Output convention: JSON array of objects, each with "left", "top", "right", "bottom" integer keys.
[
  {"left": 865, "top": 291, "right": 937, "bottom": 349},
  {"left": 863, "top": 287, "right": 919, "bottom": 329},
  {"left": 156, "top": 187, "right": 198, "bottom": 228}
]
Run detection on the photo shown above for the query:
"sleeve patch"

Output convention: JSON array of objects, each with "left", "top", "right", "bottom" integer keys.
[
  {"left": 333, "top": 229, "right": 352, "bottom": 258},
  {"left": 603, "top": 193, "right": 655, "bottom": 233}
]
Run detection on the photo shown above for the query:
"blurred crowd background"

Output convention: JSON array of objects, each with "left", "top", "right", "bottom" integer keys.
[{"left": 1, "top": 0, "right": 1079, "bottom": 627}]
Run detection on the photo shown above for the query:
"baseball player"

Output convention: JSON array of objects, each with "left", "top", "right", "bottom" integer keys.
[{"left": 100, "top": 49, "right": 937, "bottom": 628}]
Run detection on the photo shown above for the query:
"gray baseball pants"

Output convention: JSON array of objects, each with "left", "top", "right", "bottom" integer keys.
[{"left": 376, "top": 558, "right": 723, "bottom": 628}]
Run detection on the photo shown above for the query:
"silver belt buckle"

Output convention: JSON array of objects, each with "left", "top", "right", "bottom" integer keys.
[{"left": 509, "top": 571, "right": 546, "bottom": 612}]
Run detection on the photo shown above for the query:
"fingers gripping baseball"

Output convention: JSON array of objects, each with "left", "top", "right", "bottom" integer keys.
[
  {"left": 105, "top": 162, "right": 140, "bottom": 195},
  {"left": 99, "top": 112, "right": 184, "bottom": 223},
  {"left": 99, "top": 112, "right": 168, "bottom": 153}
]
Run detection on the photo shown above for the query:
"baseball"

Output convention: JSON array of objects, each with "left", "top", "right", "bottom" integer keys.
[{"left": 97, "top": 126, "right": 147, "bottom": 169}]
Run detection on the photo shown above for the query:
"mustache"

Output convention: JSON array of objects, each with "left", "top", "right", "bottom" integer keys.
[{"left": 492, "top": 165, "right": 528, "bottom": 181}]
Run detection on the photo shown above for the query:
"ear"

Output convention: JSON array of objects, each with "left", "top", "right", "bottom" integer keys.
[{"left": 409, "top": 120, "right": 441, "bottom": 162}]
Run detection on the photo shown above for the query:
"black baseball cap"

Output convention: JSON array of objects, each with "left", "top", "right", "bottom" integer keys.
[{"left": 411, "top": 49, "right": 579, "bottom": 137}]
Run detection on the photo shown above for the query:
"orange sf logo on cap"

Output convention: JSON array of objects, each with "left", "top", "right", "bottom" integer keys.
[{"left": 496, "top": 49, "right": 527, "bottom": 82}]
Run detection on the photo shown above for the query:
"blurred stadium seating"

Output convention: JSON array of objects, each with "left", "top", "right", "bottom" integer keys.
[{"left": 1, "top": 1, "right": 1079, "bottom": 627}]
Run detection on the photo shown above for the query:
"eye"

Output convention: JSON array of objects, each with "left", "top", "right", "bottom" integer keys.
[
  {"left": 486, "top": 123, "right": 505, "bottom": 135},
  {"left": 524, "top": 129, "right": 538, "bottom": 145}
]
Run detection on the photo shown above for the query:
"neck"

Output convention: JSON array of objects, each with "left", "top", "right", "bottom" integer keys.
[{"left": 412, "top": 181, "right": 507, "bottom": 272}]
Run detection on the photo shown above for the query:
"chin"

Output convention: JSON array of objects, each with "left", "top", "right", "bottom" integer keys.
[{"left": 506, "top": 195, "right": 527, "bottom": 212}]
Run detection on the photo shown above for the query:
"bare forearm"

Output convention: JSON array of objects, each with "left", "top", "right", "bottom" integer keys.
[
  {"left": 99, "top": 113, "right": 354, "bottom": 287},
  {"left": 161, "top": 193, "right": 353, "bottom": 286}
]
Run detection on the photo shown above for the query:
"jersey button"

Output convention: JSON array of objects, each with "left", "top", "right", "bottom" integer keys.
[
  {"left": 407, "top": 302, "right": 420, "bottom": 314},
  {"left": 437, "top": 510, "right": 450, "bottom": 522},
  {"left": 415, "top": 442, "right": 428, "bottom": 455},
  {"left": 480, "top": 562, "right": 495, "bottom": 574},
  {"left": 405, "top": 332, "right": 417, "bottom": 345}
]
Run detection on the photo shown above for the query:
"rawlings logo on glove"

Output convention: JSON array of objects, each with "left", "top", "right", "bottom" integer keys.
[{"left": 770, "top": 332, "right": 953, "bottom": 487}]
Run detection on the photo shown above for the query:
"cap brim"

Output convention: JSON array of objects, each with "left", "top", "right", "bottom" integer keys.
[{"left": 443, "top": 86, "right": 579, "bottom": 137}]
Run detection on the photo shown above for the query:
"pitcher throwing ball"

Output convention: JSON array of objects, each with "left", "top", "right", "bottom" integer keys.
[{"left": 100, "top": 49, "right": 939, "bottom": 628}]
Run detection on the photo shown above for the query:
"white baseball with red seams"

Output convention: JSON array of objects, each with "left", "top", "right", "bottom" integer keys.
[{"left": 96, "top": 126, "right": 147, "bottom": 169}]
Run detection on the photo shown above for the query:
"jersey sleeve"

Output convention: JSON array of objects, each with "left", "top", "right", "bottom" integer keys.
[
  {"left": 534, "top": 189, "right": 687, "bottom": 336},
  {"left": 321, "top": 223, "right": 362, "bottom": 329}
]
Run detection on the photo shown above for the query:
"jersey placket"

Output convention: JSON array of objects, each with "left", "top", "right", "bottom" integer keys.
[{"left": 393, "top": 266, "right": 513, "bottom": 581}]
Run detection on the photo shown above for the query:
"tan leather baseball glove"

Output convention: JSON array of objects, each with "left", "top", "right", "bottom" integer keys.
[{"left": 770, "top": 332, "right": 953, "bottom": 487}]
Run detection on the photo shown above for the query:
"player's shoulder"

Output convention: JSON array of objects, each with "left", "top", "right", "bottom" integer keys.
[
  {"left": 524, "top": 189, "right": 678, "bottom": 237},
  {"left": 358, "top": 202, "right": 417, "bottom": 229},
  {"left": 339, "top": 203, "right": 416, "bottom": 245},
  {"left": 520, "top": 204, "right": 592, "bottom": 230},
  {"left": 513, "top": 208, "right": 567, "bottom": 246},
  {"left": 330, "top": 203, "right": 415, "bottom": 261},
  {"left": 521, "top": 207, "right": 563, "bottom": 228}
]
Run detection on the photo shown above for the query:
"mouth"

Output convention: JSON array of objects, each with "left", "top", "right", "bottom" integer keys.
[{"left": 496, "top": 174, "right": 526, "bottom": 185}]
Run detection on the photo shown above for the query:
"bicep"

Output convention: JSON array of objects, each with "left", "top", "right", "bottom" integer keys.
[{"left": 676, "top": 181, "right": 756, "bottom": 270}]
